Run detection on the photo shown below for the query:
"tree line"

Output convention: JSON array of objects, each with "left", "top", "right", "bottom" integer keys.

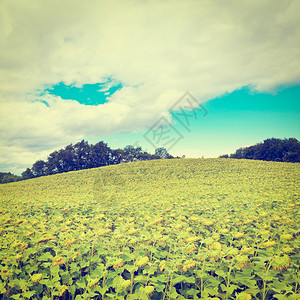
[
  {"left": 0, "top": 172, "right": 22, "bottom": 184},
  {"left": 219, "top": 138, "right": 300, "bottom": 162},
  {"left": 1, "top": 140, "right": 173, "bottom": 184},
  {"left": 2, "top": 137, "right": 299, "bottom": 184}
]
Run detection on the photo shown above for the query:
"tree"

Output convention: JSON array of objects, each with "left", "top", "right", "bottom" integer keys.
[
  {"left": 282, "top": 138, "right": 300, "bottom": 162},
  {"left": 123, "top": 145, "right": 137, "bottom": 161},
  {"left": 59, "top": 148, "right": 76, "bottom": 172},
  {"left": 73, "top": 140, "right": 91, "bottom": 170},
  {"left": 111, "top": 149, "right": 125, "bottom": 164},
  {"left": 90, "top": 141, "right": 112, "bottom": 167},
  {"left": 32, "top": 160, "right": 47, "bottom": 177},
  {"left": 230, "top": 148, "right": 243, "bottom": 159},
  {"left": 155, "top": 147, "right": 173, "bottom": 159},
  {"left": 220, "top": 138, "right": 300, "bottom": 162},
  {"left": 17, "top": 139, "right": 176, "bottom": 181},
  {"left": 122, "top": 145, "right": 147, "bottom": 162},
  {"left": 21, "top": 168, "right": 34, "bottom": 180},
  {"left": 0, "top": 172, "right": 21, "bottom": 183},
  {"left": 47, "top": 150, "right": 61, "bottom": 174}
]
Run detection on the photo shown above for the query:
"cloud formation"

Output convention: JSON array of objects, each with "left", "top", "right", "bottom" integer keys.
[{"left": 0, "top": 0, "right": 300, "bottom": 172}]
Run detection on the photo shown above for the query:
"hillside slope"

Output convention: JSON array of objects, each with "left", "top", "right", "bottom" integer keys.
[
  {"left": 1, "top": 158, "right": 299, "bottom": 207},
  {"left": 0, "top": 158, "right": 299, "bottom": 299}
]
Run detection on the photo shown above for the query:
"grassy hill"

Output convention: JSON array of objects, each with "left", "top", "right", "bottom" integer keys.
[{"left": 0, "top": 158, "right": 299, "bottom": 299}]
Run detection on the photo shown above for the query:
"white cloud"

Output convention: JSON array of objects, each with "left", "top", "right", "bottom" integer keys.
[{"left": 0, "top": 0, "right": 300, "bottom": 173}]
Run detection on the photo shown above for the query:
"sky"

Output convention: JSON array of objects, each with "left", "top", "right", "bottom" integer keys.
[{"left": 0, "top": 0, "right": 299, "bottom": 175}]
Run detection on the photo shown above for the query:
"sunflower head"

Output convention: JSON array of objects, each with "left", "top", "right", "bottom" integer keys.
[
  {"left": 87, "top": 278, "right": 100, "bottom": 289},
  {"left": 135, "top": 256, "right": 149, "bottom": 267},
  {"left": 202, "top": 220, "right": 214, "bottom": 226},
  {"left": 209, "top": 241, "right": 222, "bottom": 251},
  {"left": 72, "top": 252, "right": 80, "bottom": 261},
  {"left": 235, "top": 255, "right": 250, "bottom": 269},
  {"left": 31, "top": 273, "right": 43, "bottom": 284},
  {"left": 280, "top": 233, "right": 293, "bottom": 240},
  {"left": 182, "top": 260, "right": 196, "bottom": 272},
  {"left": 272, "top": 255, "right": 290, "bottom": 271},
  {"left": 262, "top": 240, "right": 276, "bottom": 248},
  {"left": 52, "top": 257, "right": 64, "bottom": 266},
  {"left": 187, "top": 246, "right": 197, "bottom": 254},
  {"left": 1, "top": 269, "right": 9, "bottom": 277},
  {"left": 59, "top": 285, "right": 68, "bottom": 296},
  {"left": 190, "top": 216, "right": 199, "bottom": 222},
  {"left": 240, "top": 247, "right": 254, "bottom": 255},
  {"left": 236, "top": 291, "right": 252, "bottom": 300},
  {"left": 282, "top": 246, "right": 294, "bottom": 254},
  {"left": 220, "top": 228, "right": 230, "bottom": 234},
  {"left": 234, "top": 232, "right": 245, "bottom": 239},
  {"left": 113, "top": 258, "right": 125, "bottom": 269},
  {"left": 64, "top": 238, "right": 77, "bottom": 247},
  {"left": 159, "top": 260, "right": 167, "bottom": 271}
]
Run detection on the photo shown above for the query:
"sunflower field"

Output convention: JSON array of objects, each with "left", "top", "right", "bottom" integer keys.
[{"left": 0, "top": 158, "right": 299, "bottom": 299}]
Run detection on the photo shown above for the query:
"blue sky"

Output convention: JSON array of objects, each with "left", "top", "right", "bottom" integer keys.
[
  {"left": 42, "top": 80, "right": 300, "bottom": 158},
  {"left": 0, "top": 0, "right": 300, "bottom": 174},
  {"left": 92, "top": 84, "right": 300, "bottom": 158},
  {"left": 45, "top": 81, "right": 122, "bottom": 105}
]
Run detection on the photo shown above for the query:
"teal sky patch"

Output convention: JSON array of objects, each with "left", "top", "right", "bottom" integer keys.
[
  {"left": 45, "top": 80, "right": 122, "bottom": 105},
  {"left": 205, "top": 85, "right": 300, "bottom": 113},
  {"left": 102, "top": 84, "right": 300, "bottom": 157}
]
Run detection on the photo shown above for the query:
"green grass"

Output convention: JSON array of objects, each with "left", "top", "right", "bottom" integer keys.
[{"left": 0, "top": 158, "right": 299, "bottom": 299}]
